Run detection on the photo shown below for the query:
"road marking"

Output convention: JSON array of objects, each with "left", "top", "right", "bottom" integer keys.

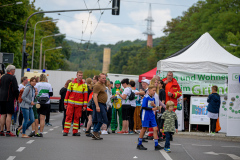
[
  {"left": 43, "top": 132, "right": 48, "bottom": 134},
  {"left": 227, "top": 154, "right": 240, "bottom": 160},
  {"left": 222, "top": 146, "right": 240, "bottom": 148},
  {"left": 192, "top": 144, "right": 212, "bottom": 147},
  {"left": 16, "top": 147, "right": 25, "bottom": 152},
  {"left": 6, "top": 156, "right": 16, "bottom": 160},
  {"left": 204, "top": 151, "right": 240, "bottom": 159},
  {"left": 171, "top": 143, "right": 182, "bottom": 146},
  {"left": 133, "top": 156, "right": 138, "bottom": 159},
  {"left": 160, "top": 149, "right": 173, "bottom": 160},
  {"left": 49, "top": 129, "right": 54, "bottom": 131},
  {"left": 26, "top": 140, "right": 34, "bottom": 144},
  {"left": 53, "top": 126, "right": 59, "bottom": 129}
]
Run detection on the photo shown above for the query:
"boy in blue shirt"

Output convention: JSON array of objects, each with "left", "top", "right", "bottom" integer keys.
[{"left": 137, "top": 85, "right": 162, "bottom": 150}]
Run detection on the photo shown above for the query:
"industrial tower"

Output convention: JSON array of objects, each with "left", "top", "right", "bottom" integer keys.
[{"left": 143, "top": 4, "right": 154, "bottom": 48}]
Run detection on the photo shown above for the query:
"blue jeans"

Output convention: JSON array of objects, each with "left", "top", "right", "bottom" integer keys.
[
  {"left": 92, "top": 102, "right": 108, "bottom": 132},
  {"left": 21, "top": 108, "right": 35, "bottom": 134},
  {"left": 164, "top": 132, "right": 173, "bottom": 148}
]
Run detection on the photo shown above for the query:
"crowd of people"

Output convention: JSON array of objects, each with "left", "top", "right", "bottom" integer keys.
[
  {"left": 59, "top": 70, "right": 182, "bottom": 152},
  {"left": 0, "top": 65, "right": 221, "bottom": 153},
  {"left": 0, "top": 65, "right": 53, "bottom": 138}
]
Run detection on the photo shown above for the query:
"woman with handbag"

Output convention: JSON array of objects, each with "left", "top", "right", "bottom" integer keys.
[
  {"left": 19, "top": 77, "right": 37, "bottom": 138},
  {"left": 35, "top": 74, "right": 53, "bottom": 137}
]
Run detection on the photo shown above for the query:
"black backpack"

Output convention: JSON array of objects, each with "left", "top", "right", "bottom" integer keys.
[{"left": 128, "top": 88, "right": 135, "bottom": 101}]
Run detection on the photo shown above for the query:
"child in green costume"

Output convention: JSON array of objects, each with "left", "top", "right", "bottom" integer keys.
[{"left": 111, "top": 80, "right": 123, "bottom": 133}]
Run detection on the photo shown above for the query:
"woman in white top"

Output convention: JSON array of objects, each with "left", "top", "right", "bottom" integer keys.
[{"left": 116, "top": 78, "right": 131, "bottom": 134}]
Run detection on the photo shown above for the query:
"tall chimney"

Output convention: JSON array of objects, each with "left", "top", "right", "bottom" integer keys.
[{"left": 102, "top": 48, "right": 111, "bottom": 73}]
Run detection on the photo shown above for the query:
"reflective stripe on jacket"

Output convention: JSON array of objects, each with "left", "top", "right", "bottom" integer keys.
[{"left": 64, "top": 78, "right": 88, "bottom": 108}]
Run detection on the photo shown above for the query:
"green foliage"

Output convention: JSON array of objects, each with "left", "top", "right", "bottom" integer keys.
[
  {"left": 83, "top": 69, "right": 100, "bottom": 79},
  {"left": 0, "top": 0, "right": 71, "bottom": 70}
]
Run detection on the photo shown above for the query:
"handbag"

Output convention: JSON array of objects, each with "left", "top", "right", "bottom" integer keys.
[{"left": 37, "top": 97, "right": 49, "bottom": 104}]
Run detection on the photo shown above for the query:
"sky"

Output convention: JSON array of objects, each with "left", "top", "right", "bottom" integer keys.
[{"left": 31, "top": 0, "right": 200, "bottom": 45}]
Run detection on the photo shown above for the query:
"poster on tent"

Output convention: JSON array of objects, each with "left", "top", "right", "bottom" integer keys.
[
  {"left": 190, "top": 97, "right": 210, "bottom": 125},
  {"left": 227, "top": 67, "right": 240, "bottom": 136},
  {"left": 219, "top": 96, "right": 228, "bottom": 133},
  {"left": 159, "top": 71, "right": 228, "bottom": 96},
  {"left": 175, "top": 96, "right": 184, "bottom": 131}
]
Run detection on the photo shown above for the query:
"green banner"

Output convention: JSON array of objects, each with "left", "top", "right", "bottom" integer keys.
[{"left": 159, "top": 71, "right": 228, "bottom": 95}]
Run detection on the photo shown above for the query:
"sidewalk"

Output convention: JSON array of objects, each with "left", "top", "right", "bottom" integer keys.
[{"left": 175, "top": 131, "right": 240, "bottom": 142}]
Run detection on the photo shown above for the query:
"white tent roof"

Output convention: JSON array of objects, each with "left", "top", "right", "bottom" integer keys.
[{"left": 157, "top": 32, "right": 240, "bottom": 73}]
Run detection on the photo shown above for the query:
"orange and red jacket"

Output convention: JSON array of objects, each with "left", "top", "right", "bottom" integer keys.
[
  {"left": 64, "top": 79, "right": 88, "bottom": 108},
  {"left": 162, "top": 77, "right": 182, "bottom": 106}
]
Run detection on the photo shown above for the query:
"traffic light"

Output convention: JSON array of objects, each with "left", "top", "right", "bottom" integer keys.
[
  {"left": 23, "top": 52, "right": 29, "bottom": 68},
  {"left": 112, "top": 0, "right": 120, "bottom": 15}
]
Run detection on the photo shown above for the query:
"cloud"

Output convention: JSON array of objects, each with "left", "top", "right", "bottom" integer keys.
[{"left": 58, "top": 13, "right": 143, "bottom": 44}]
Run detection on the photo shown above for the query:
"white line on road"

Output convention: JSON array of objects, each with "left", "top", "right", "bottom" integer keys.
[
  {"left": 43, "top": 132, "right": 48, "bottom": 134},
  {"left": 49, "top": 129, "right": 54, "bottom": 131},
  {"left": 171, "top": 143, "right": 182, "bottom": 146},
  {"left": 192, "top": 144, "right": 212, "bottom": 147},
  {"left": 6, "top": 156, "right": 16, "bottom": 160},
  {"left": 160, "top": 149, "right": 173, "bottom": 160},
  {"left": 26, "top": 140, "right": 35, "bottom": 144},
  {"left": 16, "top": 147, "right": 25, "bottom": 152},
  {"left": 222, "top": 146, "right": 240, "bottom": 148},
  {"left": 53, "top": 126, "right": 59, "bottom": 129}
]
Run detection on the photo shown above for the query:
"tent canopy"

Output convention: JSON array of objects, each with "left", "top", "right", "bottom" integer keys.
[
  {"left": 139, "top": 67, "right": 157, "bottom": 82},
  {"left": 157, "top": 32, "right": 240, "bottom": 73}
]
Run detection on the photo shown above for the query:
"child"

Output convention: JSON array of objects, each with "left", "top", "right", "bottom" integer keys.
[
  {"left": 160, "top": 101, "right": 178, "bottom": 153},
  {"left": 207, "top": 85, "right": 220, "bottom": 136},
  {"left": 137, "top": 85, "right": 162, "bottom": 150}
]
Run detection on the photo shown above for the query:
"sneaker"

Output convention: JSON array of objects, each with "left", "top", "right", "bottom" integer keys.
[
  {"left": 117, "top": 131, "right": 125, "bottom": 134},
  {"left": 165, "top": 148, "right": 171, "bottom": 153},
  {"left": 86, "top": 133, "right": 93, "bottom": 137},
  {"left": 16, "top": 128, "right": 20, "bottom": 137},
  {"left": 101, "top": 130, "right": 108, "bottom": 135},
  {"left": 107, "top": 131, "right": 111, "bottom": 134},
  {"left": 112, "top": 130, "right": 115, "bottom": 133},
  {"left": 155, "top": 145, "right": 163, "bottom": 150},
  {"left": 137, "top": 144, "right": 147, "bottom": 150},
  {"left": 92, "top": 132, "right": 103, "bottom": 140},
  {"left": 207, "top": 132, "right": 213, "bottom": 136},
  {"left": 46, "top": 123, "right": 52, "bottom": 126},
  {"left": 129, "top": 131, "right": 134, "bottom": 135},
  {"left": 63, "top": 132, "right": 68, "bottom": 136},
  {"left": 0, "top": 131, "right": 5, "bottom": 136},
  {"left": 34, "top": 133, "right": 42, "bottom": 137},
  {"left": 6, "top": 132, "right": 16, "bottom": 137},
  {"left": 124, "top": 131, "right": 129, "bottom": 134},
  {"left": 211, "top": 132, "right": 215, "bottom": 136},
  {"left": 38, "top": 133, "right": 43, "bottom": 137},
  {"left": 72, "top": 132, "right": 81, "bottom": 136},
  {"left": 28, "top": 131, "right": 35, "bottom": 137}
]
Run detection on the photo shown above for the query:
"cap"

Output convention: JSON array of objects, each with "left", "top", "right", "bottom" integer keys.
[
  {"left": 110, "top": 81, "right": 113, "bottom": 84},
  {"left": 141, "top": 79, "right": 150, "bottom": 85}
]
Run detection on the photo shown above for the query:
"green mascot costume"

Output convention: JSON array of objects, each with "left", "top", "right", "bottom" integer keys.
[{"left": 111, "top": 80, "right": 123, "bottom": 133}]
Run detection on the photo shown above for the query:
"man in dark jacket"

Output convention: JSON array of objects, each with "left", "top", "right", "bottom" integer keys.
[{"left": 0, "top": 65, "right": 19, "bottom": 137}]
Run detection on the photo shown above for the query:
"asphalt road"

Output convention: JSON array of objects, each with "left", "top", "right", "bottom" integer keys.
[{"left": 1, "top": 112, "right": 240, "bottom": 160}]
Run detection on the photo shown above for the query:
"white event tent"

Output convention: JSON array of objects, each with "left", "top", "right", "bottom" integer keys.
[{"left": 157, "top": 32, "right": 240, "bottom": 73}]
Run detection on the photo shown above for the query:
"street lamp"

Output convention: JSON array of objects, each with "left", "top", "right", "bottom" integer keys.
[
  {"left": 43, "top": 46, "right": 62, "bottom": 69},
  {"left": 31, "top": 19, "right": 59, "bottom": 69},
  {"left": 0, "top": 1, "right": 23, "bottom": 7},
  {"left": 39, "top": 33, "right": 65, "bottom": 69},
  {"left": 21, "top": 6, "right": 116, "bottom": 77}
]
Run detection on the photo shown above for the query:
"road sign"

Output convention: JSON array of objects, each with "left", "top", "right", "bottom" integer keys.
[{"left": 3, "top": 52, "right": 14, "bottom": 64}]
